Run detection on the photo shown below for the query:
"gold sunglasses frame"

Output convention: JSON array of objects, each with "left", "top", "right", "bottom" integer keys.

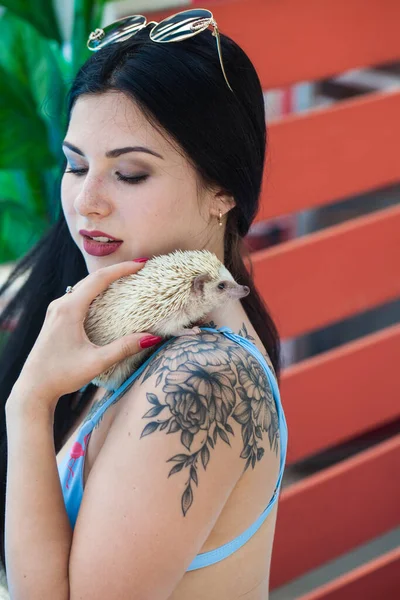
[{"left": 87, "top": 9, "right": 234, "bottom": 94}]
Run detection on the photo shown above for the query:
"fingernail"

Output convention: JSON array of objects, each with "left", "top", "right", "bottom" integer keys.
[
  {"left": 133, "top": 257, "right": 149, "bottom": 263},
  {"left": 139, "top": 335, "right": 163, "bottom": 349}
]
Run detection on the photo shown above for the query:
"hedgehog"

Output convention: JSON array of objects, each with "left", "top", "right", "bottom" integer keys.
[{"left": 84, "top": 249, "right": 250, "bottom": 391}]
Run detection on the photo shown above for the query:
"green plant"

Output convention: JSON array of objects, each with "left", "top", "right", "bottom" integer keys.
[{"left": 0, "top": 0, "right": 118, "bottom": 264}]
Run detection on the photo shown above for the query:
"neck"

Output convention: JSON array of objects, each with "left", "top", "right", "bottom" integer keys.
[{"left": 198, "top": 299, "right": 249, "bottom": 333}]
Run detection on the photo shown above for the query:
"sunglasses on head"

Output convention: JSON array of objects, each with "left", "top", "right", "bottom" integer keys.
[{"left": 87, "top": 8, "right": 234, "bottom": 94}]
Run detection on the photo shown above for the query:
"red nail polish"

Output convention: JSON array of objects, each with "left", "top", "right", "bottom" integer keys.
[
  {"left": 139, "top": 335, "right": 163, "bottom": 349},
  {"left": 133, "top": 257, "right": 149, "bottom": 263}
]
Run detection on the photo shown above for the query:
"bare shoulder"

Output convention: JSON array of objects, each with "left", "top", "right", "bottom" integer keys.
[
  {"left": 132, "top": 330, "right": 280, "bottom": 477},
  {"left": 68, "top": 331, "right": 281, "bottom": 597}
]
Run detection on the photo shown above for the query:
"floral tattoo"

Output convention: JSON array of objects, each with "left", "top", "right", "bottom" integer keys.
[{"left": 138, "top": 329, "right": 279, "bottom": 516}]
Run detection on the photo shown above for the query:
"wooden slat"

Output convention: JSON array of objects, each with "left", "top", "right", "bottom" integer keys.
[
  {"left": 252, "top": 204, "right": 400, "bottom": 339},
  {"left": 258, "top": 90, "right": 400, "bottom": 221},
  {"left": 298, "top": 547, "right": 400, "bottom": 600},
  {"left": 150, "top": 0, "right": 400, "bottom": 89},
  {"left": 281, "top": 324, "right": 400, "bottom": 464},
  {"left": 270, "top": 435, "right": 400, "bottom": 588}
]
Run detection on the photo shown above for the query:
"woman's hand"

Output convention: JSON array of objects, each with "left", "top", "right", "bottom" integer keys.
[{"left": 8, "top": 260, "right": 159, "bottom": 411}]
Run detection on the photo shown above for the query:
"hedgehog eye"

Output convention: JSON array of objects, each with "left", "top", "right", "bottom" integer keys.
[{"left": 217, "top": 282, "right": 226, "bottom": 290}]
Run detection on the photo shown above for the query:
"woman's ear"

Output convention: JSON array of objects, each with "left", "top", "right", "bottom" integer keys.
[{"left": 210, "top": 191, "right": 236, "bottom": 220}]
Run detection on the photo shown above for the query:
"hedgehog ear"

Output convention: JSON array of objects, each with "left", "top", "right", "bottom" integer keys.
[{"left": 192, "top": 274, "right": 212, "bottom": 296}]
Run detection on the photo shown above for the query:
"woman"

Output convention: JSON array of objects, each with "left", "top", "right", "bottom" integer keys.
[{"left": 0, "top": 10, "right": 287, "bottom": 599}]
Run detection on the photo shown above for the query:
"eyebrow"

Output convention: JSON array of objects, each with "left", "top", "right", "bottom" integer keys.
[{"left": 62, "top": 141, "right": 164, "bottom": 160}]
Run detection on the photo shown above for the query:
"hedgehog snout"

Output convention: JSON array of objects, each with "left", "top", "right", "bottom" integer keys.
[{"left": 229, "top": 283, "right": 250, "bottom": 300}]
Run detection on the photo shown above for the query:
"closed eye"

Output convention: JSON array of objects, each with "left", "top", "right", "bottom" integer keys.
[
  {"left": 65, "top": 168, "right": 87, "bottom": 176},
  {"left": 64, "top": 168, "right": 149, "bottom": 185},
  {"left": 116, "top": 173, "right": 149, "bottom": 185}
]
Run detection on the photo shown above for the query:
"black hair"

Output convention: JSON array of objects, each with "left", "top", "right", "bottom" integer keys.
[{"left": 0, "top": 25, "right": 280, "bottom": 567}]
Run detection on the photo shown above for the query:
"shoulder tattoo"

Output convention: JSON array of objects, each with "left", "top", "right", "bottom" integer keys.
[{"left": 138, "top": 327, "right": 280, "bottom": 516}]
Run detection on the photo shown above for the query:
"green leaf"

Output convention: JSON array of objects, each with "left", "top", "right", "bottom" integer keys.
[
  {"left": 70, "top": 0, "right": 127, "bottom": 74},
  {"left": 0, "top": 199, "right": 48, "bottom": 263},
  {"left": 0, "top": 74, "right": 55, "bottom": 169},
  {"left": 71, "top": 0, "right": 98, "bottom": 74},
  {"left": 1, "top": 0, "right": 62, "bottom": 43},
  {"left": 0, "top": 12, "right": 67, "bottom": 161}
]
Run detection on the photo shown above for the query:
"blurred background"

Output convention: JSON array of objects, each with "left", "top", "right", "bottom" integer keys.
[{"left": 0, "top": 0, "right": 399, "bottom": 598}]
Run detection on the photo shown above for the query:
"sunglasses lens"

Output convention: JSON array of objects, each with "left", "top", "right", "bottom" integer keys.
[
  {"left": 88, "top": 15, "right": 147, "bottom": 50},
  {"left": 149, "top": 9, "right": 212, "bottom": 43}
]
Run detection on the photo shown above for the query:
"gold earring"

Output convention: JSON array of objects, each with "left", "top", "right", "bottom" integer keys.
[{"left": 218, "top": 209, "right": 223, "bottom": 227}]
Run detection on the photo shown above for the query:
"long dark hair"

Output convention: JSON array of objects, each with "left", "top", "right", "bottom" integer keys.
[{"left": 0, "top": 25, "right": 280, "bottom": 567}]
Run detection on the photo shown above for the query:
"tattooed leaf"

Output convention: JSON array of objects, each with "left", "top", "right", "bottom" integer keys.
[
  {"left": 143, "top": 405, "right": 165, "bottom": 418},
  {"left": 232, "top": 401, "right": 251, "bottom": 425},
  {"left": 240, "top": 445, "right": 251, "bottom": 459},
  {"left": 209, "top": 401, "right": 216, "bottom": 422},
  {"left": 207, "top": 435, "right": 214, "bottom": 449},
  {"left": 239, "top": 323, "right": 256, "bottom": 342},
  {"left": 190, "top": 466, "right": 198, "bottom": 486},
  {"left": 142, "top": 357, "right": 163, "bottom": 382},
  {"left": 218, "top": 428, "right": 231, "bottom": 446},
  {"left": 268, "top": 426, "right": 275, "bottom": 447},
  {"left": 243, "top": 423, "right": 252, "bottom": 447},
  {"left": 168, "top": 462, "right": 184, "bottom": 477},
  {"left": 155, "top": 372, "right": 163, "bottom": 387},
  {"left": 146, "top": 393, "right": 160, "bottom": 406},
  {"left": 244, "top": 455, "right": 252, "bottom": 473},
  {"left": 182, "top": 484, "right": 193, "bottom": 516},
  {"left": 213, "top": 426, "right": 218, "bottom": 444},
  {"left": 225, "top": 423, "right": 234, "bottom": 435},
  {"left": 159, "top": 420, "right": 169, "bottom": 431},
  {"left": 255, "top": 425, "right": 263, "bottom": 440},
  {"left": 257, "top": 447, "right": 265, "bottom": 461},
  {"left": 219, "top": 403, "right": 226, "bottom": 423},
  {"left": 201, "top": 444, "right": 210, "bottom": 469},
  {"left": 181, "top": 430, "right": 193, "bottom": 451},
  {"left": 251, "top": 453, "right": 257, "bottom": 469},
  {"left": 140, "top": 421, "right": 160, "bottom": 438},
  {"left": 167, "top": 454, "right": 189, "bottom": 462},
  {"left": 237, "top": 387, "right": 249, "bottom": 403},
  {"left": 168, "top": 419, "right": 180, "bottom": 434}
]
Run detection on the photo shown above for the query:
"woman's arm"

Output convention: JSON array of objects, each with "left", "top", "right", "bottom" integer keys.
[
  {"left": 5, "top": 388, "right": 71, "bottom": 600},
  {"left": 65, "top": 335, "right": 249, "bottom": 599},
  {"left": 3, "top": 260, "right": 151, "bottom": 599}
]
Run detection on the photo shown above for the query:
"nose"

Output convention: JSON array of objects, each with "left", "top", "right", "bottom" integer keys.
[
  {"left": 73, "top": 174, "right": 112, "bottom": 218},
  {"left": 242, "top": 286, "right": 250, "bottom": 295}
]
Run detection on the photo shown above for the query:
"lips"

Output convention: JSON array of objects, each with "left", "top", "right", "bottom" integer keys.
[
  {"left": 79, "top": 230, "right": 123, "bottom": 257},
  {"left": 82, "top": 237, "right": 123, "bottom": 257},
  {"left": 79, "top": 229, "right": 122, "bottom": 241}
]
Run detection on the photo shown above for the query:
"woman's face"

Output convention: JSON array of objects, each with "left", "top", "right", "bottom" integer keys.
[{"left": 61, "top": 91, "right": 225, "bottom": 272}]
